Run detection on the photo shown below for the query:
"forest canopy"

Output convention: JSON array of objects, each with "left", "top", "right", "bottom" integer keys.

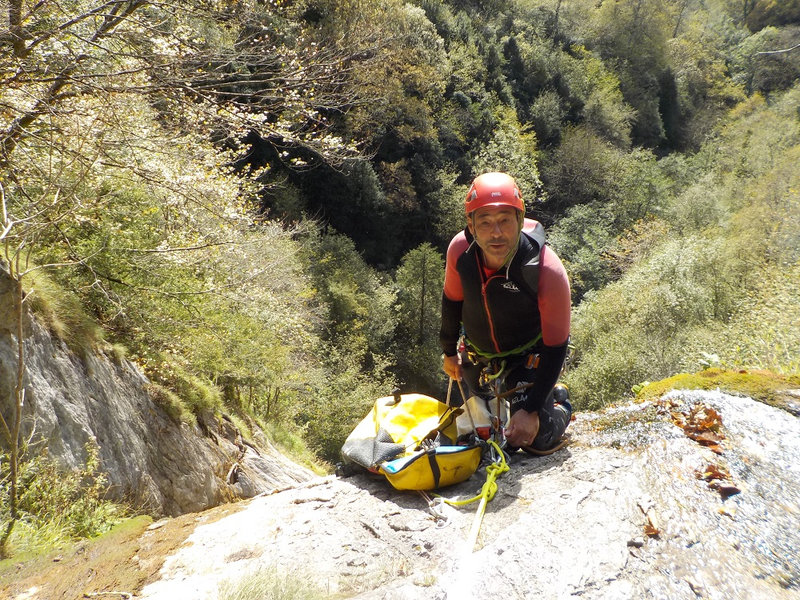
[{"left": 2, "top": 0, "right": 799, "bottom": 463}]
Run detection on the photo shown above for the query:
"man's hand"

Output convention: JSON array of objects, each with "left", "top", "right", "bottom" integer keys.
[
  {"left": 505, "top": 409, "right": 540, "bottom": 447},
  {"left": 442, "top": 354, "right": 462, "bottom": 381}
]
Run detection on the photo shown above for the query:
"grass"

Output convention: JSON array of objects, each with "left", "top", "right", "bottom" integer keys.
[
  {"left": 218, "top": 564, "right": 334, "bottom": 600},
  {"left": 261, "top": 419, "right": 332, "bottom": 476},
  {"left": 0, "top": 502, "right": 244, "bottom": 600},
  {"left": 0, "top": 516, "right": 152, "bottom": 599},
  {"left": 634, "top": 368, "right": 800, "bottom": 413},
  {"left": 1, "top": 443, "right": 127, "bottom": 559},
  {"left": 22, "top": 268, "right": 105, "bottom": 358}
]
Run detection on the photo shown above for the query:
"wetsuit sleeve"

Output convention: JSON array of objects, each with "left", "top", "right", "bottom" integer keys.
[
  {"left": 538, "top": 245, "right": 571, "bottom": 347},
  {"left": 440, "top": 294, "right": 463, "bottom": 356},
  {"left": 520, "top": 343, "right": 568, "bottom": 413},
  {"left": 440, "top": 233, "right": 467, "bottom": 356},
  {"left": 520, "top": 245, "right": 571, "bottom": 413}
]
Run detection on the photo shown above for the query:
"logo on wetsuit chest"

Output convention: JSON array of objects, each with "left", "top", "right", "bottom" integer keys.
[{"left": 502, "top": 281, "right": 521, "bottom": 292}]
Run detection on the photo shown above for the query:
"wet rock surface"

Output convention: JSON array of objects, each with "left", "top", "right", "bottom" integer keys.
[{"left": 138, "top": 389, "right": 799, "bottom": 600}]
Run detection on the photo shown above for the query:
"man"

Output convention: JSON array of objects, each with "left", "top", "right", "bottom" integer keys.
[{"left": 440, "top": 172, "right": 572, "bottom": 451}]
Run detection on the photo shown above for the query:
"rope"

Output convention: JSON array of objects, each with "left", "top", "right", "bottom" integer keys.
[
  {"left": 521, "top": 435, "right": 571, "bottom": 456},
  {"left": 482, "top": 359, "right": 507, "bottom": 382},
  {"left": 441, "top": 440, "right": 509, "bottom": 507},
  {"left": 439, "top": 439, "right": 509, "bottom": 552},
  {"left": 466, "top": 332, "right": 542, "bottom": 360}
]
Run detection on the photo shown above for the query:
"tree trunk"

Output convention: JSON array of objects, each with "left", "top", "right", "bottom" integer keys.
[
  {"left": 8, "top": 0, "right": 26, "bottom": 58},
  {"left": 0, "top": 258, "right": 25, "bottom": 557}
]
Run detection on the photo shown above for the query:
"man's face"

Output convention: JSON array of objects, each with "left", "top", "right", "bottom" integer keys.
[{"left": 467, "top": 206, "right": 521, "bottom": 269}]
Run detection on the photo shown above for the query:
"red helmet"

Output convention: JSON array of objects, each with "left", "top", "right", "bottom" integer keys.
[{"left": 465, "top": 172, "right": 523, "bottom": 216}]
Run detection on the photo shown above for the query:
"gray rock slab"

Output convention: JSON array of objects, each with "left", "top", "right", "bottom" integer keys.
[{"left": 138, "top": 390, "right": 800, "bottom": 599}]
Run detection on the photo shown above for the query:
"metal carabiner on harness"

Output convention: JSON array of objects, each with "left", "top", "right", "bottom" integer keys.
[{"left": 479, "top": 358, "right": 507, "bottom": 387}]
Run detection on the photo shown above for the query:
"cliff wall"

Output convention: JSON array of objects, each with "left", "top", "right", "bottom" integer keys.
[{"left": 0, "top": 270, "right": 312, "bottom": 516}]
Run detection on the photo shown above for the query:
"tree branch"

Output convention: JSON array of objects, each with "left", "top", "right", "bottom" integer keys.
[
  {"left": 1, "top": 1, "right": 146, "bottom": 165},
  {"left": 755, "top": 43, "right": 800, "bottom": 56}
]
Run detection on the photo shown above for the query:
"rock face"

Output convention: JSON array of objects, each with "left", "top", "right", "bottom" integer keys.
[
  {"left": 138, "top": 390, "right": 800, "bottom": 600},
  {"left": 0, "top": 270, "right": 313, "bottom": 516}
]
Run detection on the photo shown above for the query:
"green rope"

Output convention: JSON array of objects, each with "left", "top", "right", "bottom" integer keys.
[
  {"left": 483, "top": 359, "right": 506, "bottom": 382},
  {"left": 440, "top": 440, "right": 509, "bottom": 507},
  {"left": 439, "top": 439, "right": 509, "bottom": 551},
  {"left": 467, "top": 332, "right": 542, "bottom": 360}
]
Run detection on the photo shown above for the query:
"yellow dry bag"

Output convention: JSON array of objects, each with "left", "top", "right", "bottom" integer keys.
[{"left": 341, "top": 393, "right": 482, "bottom": 491}]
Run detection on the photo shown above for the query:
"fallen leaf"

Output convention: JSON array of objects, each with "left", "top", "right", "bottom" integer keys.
[
  {"left": 696, "top": 462, "right": 741, "bottom": 498},
  {"left": 697, "top": 463, "right": 731, "bottom": 482},
  {"left": 644, "top": 519, "right": 660, "bottom": 537},
  {"left": 669, "top": 402, "right": 727, "bottom": 452}
]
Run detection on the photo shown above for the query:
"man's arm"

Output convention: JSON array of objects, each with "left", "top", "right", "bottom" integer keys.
[
  {"left": 519, "top": 244, "right": 571, "bottom": 413},
  {"left": 440, "top": 294, "right": 462, "bottom": 357},
  {"left": 440, "top": 232, "right": 468, "bottom": 372}
]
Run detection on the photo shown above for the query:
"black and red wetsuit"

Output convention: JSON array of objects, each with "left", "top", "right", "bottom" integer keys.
[{"left": 440, "top": 219, "right": 571, "bottom": 436}]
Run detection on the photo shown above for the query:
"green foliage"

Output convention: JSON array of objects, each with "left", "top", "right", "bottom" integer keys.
[
  {"left": 149, "top": 359, "right": 222, "bottom": 418},
  {"left": 299, "top": 340, "right": 396, "bottom": 464},
  {"left": 579, "top": 0, "right": 673, "bottom": 146},
  {"left": 303, "top": 231, "right": 397, "bottom": 356},
  {"left": 393, "top": 243, "right": 446, "bottom": 392},
  {"left": 530, "top": 89, "right": 566, "bottom": 146},
  {"left": 545, "top": 129, "right": 670, "bottom": 299},
  {"left": 430, "top": 168, "right": 469, "bottom": 241},
  {"left": 22, "top": 270, "right": 104, "bottom": 359},
  {"left": 260, "top": 420, "right": 329, "bottom": 476},
  {"left": 569, "top": 46, "right": 636, "bottom": 149},
  {"left": 548, "top": 202, "right": 618, "bottom": 300},
  {"left": 728, "top": 26, "right": 800, "bottom": 94},
  {"left": 146, "top": 382, "right": 193, "bottom": 424},
  {"left": 472, "top": 104, "right": 544, "bottom": 205},
  {"left": 567, "top": 83, "right": 800, "bottom": 409},
  {"left": 746, "top": 0, "right": 800, "bottom": 30},
  {"left": 704, "top": 264, "right": 800, "bottom": 373},
  {"left": 296, "top": 230, "right": 398, "bottom": 461},
  {"left": 0, "top": 443, "right": 126, "bottom": 556},
  {"left": 665, "top": 18, "right": 747, "bottom": 150}
]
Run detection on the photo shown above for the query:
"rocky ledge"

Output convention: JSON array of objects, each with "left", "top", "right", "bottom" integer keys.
[{"left": 136, "top": 389, "right": 799, "bottom": 600}]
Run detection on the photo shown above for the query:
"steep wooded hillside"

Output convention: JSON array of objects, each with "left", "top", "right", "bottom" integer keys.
[{"left": 2, "top": 0, "right": 799, "bottom": 566}]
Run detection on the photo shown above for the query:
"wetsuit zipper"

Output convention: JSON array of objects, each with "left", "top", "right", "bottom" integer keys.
[{"left": 476, "top": 253, "right": 504, "bottom": 353}]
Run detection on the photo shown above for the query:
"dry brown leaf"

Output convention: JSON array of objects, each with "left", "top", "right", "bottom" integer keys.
[
  {"left": 687, "top": 405, "right": 723, "bottom": 432},
  {"left": 689, "top": 430, "right": 725, "bottom": 453},
  {"left": 697, "top": 463, "right": 731, "bottom": 482},
  {"left": 669, "top": 403, "right": 727, "bottom": 452},
  {"left": 644, "top": 518, "right": 660, "bottom": 537},
  {"left": 696, "top": 462, "right": 741, "bottom": 498}
]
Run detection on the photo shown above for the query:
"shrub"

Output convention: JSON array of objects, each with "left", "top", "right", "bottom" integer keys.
[{"left": 0, "top": 443, "right": 126, "bottom": 557}]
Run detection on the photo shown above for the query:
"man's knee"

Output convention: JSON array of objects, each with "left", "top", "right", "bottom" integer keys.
[{"left": 532, "top": 404, "right": 570, "bottom": 450}]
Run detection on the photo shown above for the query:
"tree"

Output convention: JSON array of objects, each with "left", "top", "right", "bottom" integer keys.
[
  {"left": 472, "top": 104, "right": 545, "bottom": 209},
  {"left": 393, "top": 243, "right": 445, "bottom": 393},
  {"left": 729, "top": 26, "right": 800, "bottom": 94},
  {"left": 0, "top": 185, "right": 29, "bottom": 556},
  {"left": 579, "top": 0, "right": 675, "bottom": 147}
]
